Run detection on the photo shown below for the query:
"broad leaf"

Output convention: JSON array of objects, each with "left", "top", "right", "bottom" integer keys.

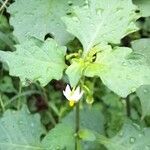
[
  {"left": 132, "top": 38, "right": 150, "bottom": 65},
  {"left": 136, "top": 85, "right": 150, "bottom": 118},
  {"left": 84, "top": 45, "right": 150, "bottom": 97},
  {"left": 133, "top": 0, "right": 150, "bottom": 17},
  {"left": 42, "top": 105, "right": 104, "bottom": 150},
  {"left": 8, "top": 0, "right": 84, "bottom": 45},
  {"left": 131, "top": 39, "right": 150, "bottom": 118},
  {"left": 42, "top": 123, "right": 74, "bottom": 150},
  {"left": 104, "top": 122, "right": 150, "bottom": 150},
  {"left": 63, "top": 0, "right": 139, "bottom": 53},
  {"left": 0, "top": 106, "right": 45, "bottom": 150},
  {"left": 0, "top": 38, "right": 66, "bottom": 86}
]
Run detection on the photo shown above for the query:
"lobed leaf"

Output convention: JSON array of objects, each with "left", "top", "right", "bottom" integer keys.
[
  {"left": 84, "top": 44, "right": 150, "bottom": 97},
  {"left": 8, "top": 0, "right": 85, "bottom": 45},
  {"left": 63, "top": 0, "right": 139, "bottom": 53},
  {"left": 0, "top": 38, "right": 66, "bottom": 86}
]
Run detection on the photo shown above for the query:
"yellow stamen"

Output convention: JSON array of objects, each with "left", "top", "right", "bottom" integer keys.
[{"left": 69, "top": 100, "right": 75, "bottom": 107}]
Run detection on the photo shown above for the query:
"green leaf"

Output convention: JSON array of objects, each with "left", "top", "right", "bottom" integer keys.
[
  {"left": 0, "top": 38, "right": 66, "bottom": 86},
  {"left": 66, "top": 59, "right": 85, "bottom": 87},
  {"left": 84, "top": 45, "right": 150, "bottom": 97},
  {"left": 0, "top": 15, "right": 15, "bottom": 50},
  {"left": 136, "top": 85, "right": 150, "bottom": 118},
  {"left": 104, "top": 122, "right": 150, "bottom": 150},
  {"left": 42, "top": 123, "right": 74, "bottom": 150},
  {"left": 79, "top": 129, "right": 96, "bottom": 142},
  {"left": 0, "top": 76, "right": 17, "bottom": 93},
  {"left": 131, "top": 39, "right": 150, "bottom": 118},
  {"left": 8, "top": 0, "right": 85, "bottom": 45},
  {"left": 133, "top": 0, "right": 150, "bottom": 17},
  {"left": 42, "top": 105, "right": 104, "bottom": 150},
  {"left": 0, "top": 105, "right": 45, "bottom": 150},
  {"left": 142, "top": 17, "right": 150, "bottom": 32},
  {"left": 63, "top": 0, "right": 139, "bottom": 53},
  {"left": 0, "top": 15, "right": 10, "bottom": 33},
  {"left": 131, "top": 38, "right": 150, "bottom": 65}
]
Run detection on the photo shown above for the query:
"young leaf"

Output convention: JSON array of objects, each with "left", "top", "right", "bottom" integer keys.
[
  {"left": 133, "top": 0, "right": 150, "bottom": 17},
  {"left": 0, "top": 105, "right": 45, "bottom": 150},
  {"left": 66, "top": 59, "right": 85, "bottom": 87},
  {"left": 136, "top": 85, "right": 150, "bottom": 118},
  {"left": 0, "top": 38, "right": 66, "bottom": 86},
  {"left": 84, "top": 45, "right": 150, "bottom": 97},
  {"left": 8, "top": 0, "right": 84, "bottom": 45},
  {"left": 42, "top": 105, "right": 104, "bottom": 150},
  {"left": 103, "top": 122, "right": 150, "bottom": 150},
  {"left": 63, "top": 0, "right": 139, "bottom": 53}
]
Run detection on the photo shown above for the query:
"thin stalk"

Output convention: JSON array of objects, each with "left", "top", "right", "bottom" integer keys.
[
  {"left": 0, "top": 0, "right": 9, "bottom": 11},
  {"left": 126, "top": 95, "right": 131, "bottom": 117},
  {"left": 0, "top": 94, "right": 5, "bottom": 112},
  {"left": 75, "top": 102, "right": 80, "bottom": 150},
  {"left": 4, "top": 90, "right": 42, "bottom": 107},
  {"left": 17, "top": 81, "right": 22, "bottom": 110},
  {"left": 40, "top": 86, "right": 57, "bottom": 126},
  {"left": 46, "top": 110, "right": 57, "bottom": 126}
]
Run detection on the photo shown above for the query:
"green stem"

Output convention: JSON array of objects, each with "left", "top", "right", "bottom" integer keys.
[
  {"left": 75, "top": 102, "right": 80, "bottom": 150},
  {"left": 126, "top": 95, "right": 131, "bottom": 117},
  {"left": 4, "top": 90, "right": 42, "bottom": 107},
  {"left": 46, "top": 110, "right": 57, "bottom": 126},
  {"left": 17, "top": 81, "right": 22, "bottom": 110},
  {"left": 0, "top": 94, "right": 5, "bottom": 112},
  {"left": 37, "top": 85, "right": 57, "bottom": 126}
]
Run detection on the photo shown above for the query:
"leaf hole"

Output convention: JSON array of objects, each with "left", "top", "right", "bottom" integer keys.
[{"left": 44, "top": 33, "right": 54, "bottom": 40}]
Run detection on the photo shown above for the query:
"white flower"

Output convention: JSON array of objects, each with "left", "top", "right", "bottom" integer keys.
[{"left": 63, "top": 84, "right": 84, "bottom": 106}]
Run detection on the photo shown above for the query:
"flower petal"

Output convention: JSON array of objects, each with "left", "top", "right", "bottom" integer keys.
[
  {"left": 66, "top": 84, "right": 71, "bottom": 94},
  {"left": 63, "top": 90, "right": 69, "bottom": 99},
  {"left": 75, "top": 90, "right": 84, "bottom": 101},
  {"left": 63, "top": 84, "right": 72, "bottom": 100},
  {"left": 75, "top": 86, "right": 80, "bottom": 95}
]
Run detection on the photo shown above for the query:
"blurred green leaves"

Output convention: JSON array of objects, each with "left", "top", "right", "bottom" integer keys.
[
  {"left": 103, "top": 122, "right": 150, "bottom": 150},
  {"left": 42, "top": 105, "right": 105, "bottom": 150},
  {"left": 0, "top": 106, "right": 45, "bottom": 150}
]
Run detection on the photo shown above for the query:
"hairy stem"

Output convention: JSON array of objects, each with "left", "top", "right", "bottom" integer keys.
[{"left": 75, "top": 102, "right": 80, "bottom": 150}]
